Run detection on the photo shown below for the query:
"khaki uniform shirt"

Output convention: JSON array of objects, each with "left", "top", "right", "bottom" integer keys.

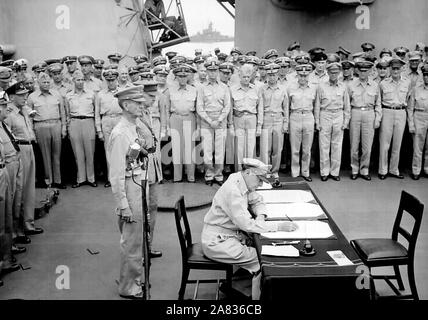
[
  {"left": 27, "top": 89, "right": 66, "bottom": 125},
  {"left": 407, "top": 83, "right": 428, "bottom": 130},
  {"left": 196, "top": 80, "right": 231, "bottom": 125},
  {"left": 65, "top": 88, "right": 96, "bottom": 123},
  {"left": 261, "top": 83, "right": 289, "bottom": 127},
  {"left": 379, "top": 77, "right": 411, "bottom": 108},
  {"left": 230, "top": 83, "right": 264, "bottom": 127},
  {"left": 166, "top": 84, "right": 197, "bottom": 115},
  {"left": 287, "top": 81, "right": 317, "bottom": 112},
  {"left": 95, "top": 88, "right": 122, "bottom": 132},
  {"left": 4, "top": 104, "right": 36, "bottom": 142},
  {"left": 347, "top": 78, "right": 382, "bottom": 120},
  {"left": 0, "top": 122, "right": 18, "bottom": 160}
]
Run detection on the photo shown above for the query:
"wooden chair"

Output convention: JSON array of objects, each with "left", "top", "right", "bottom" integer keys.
[
  {"left": 350, "top": 191, "right": 424, "bottom": 300},
  {"left": 174, "top": 196, "right": 233, "bottom": 300}
]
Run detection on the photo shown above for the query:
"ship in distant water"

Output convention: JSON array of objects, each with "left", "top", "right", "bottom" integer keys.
[{"left": 190, "top": 22, "right": 234, "bottom": 43}]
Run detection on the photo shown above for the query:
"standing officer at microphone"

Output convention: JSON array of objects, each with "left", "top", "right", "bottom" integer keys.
[{"left": 108, "top": 85, "right": 153, "bottom": 299}]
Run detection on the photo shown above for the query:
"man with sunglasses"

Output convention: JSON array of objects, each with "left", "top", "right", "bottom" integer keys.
[{"left": 378, "top": 58, "right": 410, "bottom": 180}]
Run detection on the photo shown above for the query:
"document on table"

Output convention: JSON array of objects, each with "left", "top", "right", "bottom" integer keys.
[
  {"left": 261, "top": 221, "right": 334, "bottom": 239},
  {"left": 327, "top": 250, "right": 354, "bottom": 266},
  {"left": 264, "top": 202, "right": 326, "bottom": 220},
  {"left": 257, "top": 189, "right": 315, "bottom": 203},
  {"left": 257, "top": 181, "right": 273, "bottom": 190},
  {"left": 261, "top": 245, "right": 300, "bottom": 257}
]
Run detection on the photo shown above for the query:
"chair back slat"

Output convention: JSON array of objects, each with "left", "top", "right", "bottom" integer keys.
[
  {"left": 392, "top": 191, "right": 424, "bottom": 257},
  {"left": 174, "top": 196, "right": 192, "bottom": 264}
]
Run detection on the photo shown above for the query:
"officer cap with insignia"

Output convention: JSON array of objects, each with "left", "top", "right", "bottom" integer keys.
[
  {"left": 237, "top": 55, "right": 247, "bottom": 65},
  {"left": 379, "top": 48, "right": 392, "bottom": 58},
  {"left": 0, "top": 66, "right": 13, "bottom": 81},
  {"left": 0, "top": 60, "right": 15, "bottom": 68},
  {"left": 246, "top": 56, "right": 260, "bottom": 66},
  {"left": 389, "top": 58, "right": 406, "bottom": 68},
  {"left": 45, "top": 58, "right": 62, "bottom": 65},
  {"left": 186, "top": 64, "right": 198, "bottom": 74},
  {"left": 217, "top": 52, "right": 228, "bottom": 61},
  {"left": 311, "top": 52, "right": 328, "bottom": 62},
  {"left": 152, "top": 56, "right": 167, "bottom": 67},
  {"left": 140, "top": 71, "right": 155, "bottom": 80},
  {"left": 47, "top": 63, "right": 64, "bottom": 73},
  {"left": 258, "top": 59, "right": 270, "bottom": 68},
  {"left": 246, "top": 50, "right": 257, "bottom": 57},
  {"left": 264, "top": 49, "right": 279, "bottom": 60},
  {"left": 361, "top": 42, "right": 375, "bottom": 52},
  {"left": 62, "top": 55, "right": 77, "bottom": 64},
  {"left": 102, "top": 68, "right": 119, "bottom": 80},
  {"left": 204, "top": 59, "right": 219, "bottom": 70},
  {"left": 104, "top": 64, "right": 119, "bottom": 70},
  {"left": 195, "top": 48, "right": 202, "bottom": 55},
  {"left": 295, "top": 64, "right": 313, "bottom": 75},
  {"left": 294, "top": 54, "right": 311, "bottom": 65},
  {"left": 0, "top": 91, "right": 10, "bottom": 105},
  {"left": 393, "top": 46, "right": 409, "bottom": 56},
  {"left": 165, "top": 51, "right": 177, "bottom": 60},
  {"left": 408, "top": 51, "right": 422, "bottom": 61},
  {"left": 107, "top": 53, "right": 122, "bottom": 62},
  {"left": 142, "top": 79, "right": 159, "bottom": 95},
  {"left": 173, "top": 64, "right": 190, "bottom": 76},
  {"left": 219, "top": 62, "right": 234, "bottom": 73},
  {"left": 327, "top": 53, "right": 341, "bottom": 63},
  {"left": 264, "top": 63, "right": 280, "bottom": 74},
  {"left": 6, "top": 81, "right": 29, "bottom": 95},
  {"left": 13, "top": 58, "right": 29, "bottom": 70},
  {"left": 78, "top": 55, "right": 94, "bottom": 65},
  {"left": 355, "top": 60, "right": 374, "bottom": 71},
  {"left": 136, "top": 62, "right": 152, "bottom": 72},
  {"left": 114, "top": 85, "right": 146, "bottom": 102},
  {"left": 32, "top": 61, "right": 48, "bottom": 72},
  {"left": 274, "top": 57, "right": 291, "bottom": 67},
  {"left": 336, "top": 46, "right": 351, "bottom": 56},
  {"left": 287, "top": 41, "right": 301, "bottom": 52},
  {"left": 363, "top": 52, "right": 376, "bottom": 63},
  {"left": 94, "top": 59, "right": 105, "bottom": 68},
  {"left": 242, "top": 158, "right": 271, "bottom": 183},
  {"left": 128, "top": 66, "right": 139, "bottom": 75},
  {"left": 170, "top": 55, "right": 186, "bottom": 65},
  {"left": 153, "top": 65, "right": 169, "bottom": 75},
  {"left": 376, "top": 57, "right": 391, "bottom": 69},
  {"left": 421, "top": 64, "right": 428, "bottom": 75},
  {"left": 230, "top": 47, "right": 242, "bottom": 55},
  {"left": 134, "top": 54, "right": 148, "bottom": 64},
  {"left": 351, "top": 51, "right": 365, "bottom": 61},
  {"left": 214, "top": 48, "right": 220, "bottom": 55},
  {"left": 326, "top": 62, "right": 342, "bottom": 72},
  {"left": 194, "top": 55, "right": 205, "bottom": 65},
  {"left": 308, "top": 47, "right": 325, "bottom": 57},
  {"left": 341, "top": 60, "right": 355, "bottom": 69}
]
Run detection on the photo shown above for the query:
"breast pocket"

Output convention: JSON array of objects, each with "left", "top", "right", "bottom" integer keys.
[{"left": 366, "top": 91, "right": 376, "bottom": 105}]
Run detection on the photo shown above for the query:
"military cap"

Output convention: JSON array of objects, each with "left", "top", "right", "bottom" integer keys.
[
  {"left": 351, "top": 51, "right": 365, "bottom": 61},
  {"left": 295, "top": 64, "right": 313, "bottom": 74},
  {"left": 294, "top": 55, "right": 311, "bottom": 64},
  {"left": 287, "top": 41, "right": 301, "bottom": 51},
  {"left": 308, "top": 47, "right": 325, "bottom": 57},
  {"left": 264, "top": 49, "right": 279, "bottom": 60},
  {"left": 170, "top": 55, "right": 186, "bottom": 65},
  {"left": 246, "top": 51, "right": 257, "bottom": 56},
  {"left": 242, "top": 158, "right": 271, "bottom": 183},
  {"left": 107, "top": 53, "right": 122, "bottom": 62},
  {"left": 274, "top": 57, "right": 291, "bottom": 67},
  {"left": 230, "top": 47, "right": 242, "bottom": 55},
  {"left": 114, "top": 85, "right": 146, "bottom": 102},
  {"left": 214, "top": 48, "right": 220, "bottom": 54},
  {"left": 264, "top": 63, "right": 280, "bottom": 74},
  {"left": 421, "top": 65, "right": 428, "bottom": 74},
  {"left": 45, "top": 58, "right": 62, "bottom": 65},
  {"left": 217, "top": 53, "right": 228, "bottom": 61},
  {"left": 379, "top": 48, "right": 392, "bottom": 58},
  {"left": 62, "top": 55, "right": 77, "bottom": 63},
  {"left": 194, "top": 56, "right": 205, "bottom": 64},
  {"left": 389, "top": 58, "right": 406, "bottom": 68},
  {"left": 13, "top": 59, "right": 29, "bottom": 70},
  {"left": 128, "top": 66, "right": 139, "bottom": 75},
  {"left": 258, "top": 59, "right": 270, "bottom": 68},
  {"left": 134, "top": 54, "right": 148, "bottom": 64},
  {"left": 394, "top": 46, "right": 409, "bottom": 55},
  {"left": 185, "top": 57, "right": 194, "bottom": 65},
  {"left": 355, "top": 60, "right": 374, "bottom": 70},
  {"left": 153, "top": 65, "right": 169, "bottom": 75},
  {"left": 102, "top": 69, "right": 119, "bottom": 80},
  {"left": 237, "top": 55, "right": 247, "bottom": 64},
  {"left": 0, "top": 60, "right": 15, "bottom": 68},
  {"left": 246, "top": 56, "right": 260, "bottom": 66},
  {"left": 140, "top": 71, "right": 155, "bottom": 79},
  {"left": 204, "top": 59, "right": 219, "bottom": 70},
  {"left": 415, "top": 42, "right": 426, "bottom": 51},
  {"left": 219, "top": 62, "right": 234, "bottom": 73},
  {"left": 47, "top": 63, "right": 64, "bottom": 73},
  {"left": 408, "top": 51, "right": 422, "bottom": 61},
  {"left": 6, "top": 81, "right": 29, "bottom": 95},
  {"left": 94, "top": 59, "right": 105, "bottom": 68},
  {"left": 142, "top": 80, "right": 158, "bottom": 95},
  {"left": 0, "top": 66, "right": 13, "bottom": 80},
  {"left": 326, "top": 62, "right": 341, "bottom": 72},
  {"left": 165, "top": 51, "right": 177, "bottom": 60},
  {"left": 363, "top": 52, "right": 377, "bottom": 63},
  {"left": 105, "top": 64, "right": 118, "bottom": 70},
  {"left": 336, "top": 46, "right": 351, "bottom": 56},
  {"left": 136, "top": 62, "right": 152, "bottom": 72},
  {"left": 341, "top": 60, "right": 355, "bottom": 69},
  {"left": 0, "top": 91, "right": 10, "bottom": 105},
  {"left": 187, "top": 64, "right": 198, "bottom": 73},
  {"left": 173, "top": 64, "right": 190, "bottom": 75},
  {"left": 312, "top": 52, "right": 328, "bottom": 62},
  {"left": 195, "top": 48, "right": 202, "bottom": 55},
  {"left": 376, "top": 58, "right": 391, "bottom": 68},
  {"left": 361, "top": 42, "right": 375, "bottom": 51},
  {"left": 78, "top": 55, "right": 94, "bottom": 65},
  {"left": 32, "top": 62, "right": 48, "bottom": 72},
  {"left": 327, "top": 53, "right": 341, "bottom": 63},
  {"left": 152, "top": 56, "right": 167, "bottom": 66}
]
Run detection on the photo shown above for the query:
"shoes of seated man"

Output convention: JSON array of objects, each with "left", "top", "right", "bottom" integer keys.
[{"left": 25, "top": 227, "right": 44, "bottom": 235}]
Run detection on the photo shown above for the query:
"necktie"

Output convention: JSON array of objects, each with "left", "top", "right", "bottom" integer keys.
[{"left": 1, "top": 121, "right": 20, "bottom": 152}]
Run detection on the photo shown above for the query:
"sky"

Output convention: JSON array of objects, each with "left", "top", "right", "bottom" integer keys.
[{"left": 164, "top": 0, "right": 235, "bottom": 36}]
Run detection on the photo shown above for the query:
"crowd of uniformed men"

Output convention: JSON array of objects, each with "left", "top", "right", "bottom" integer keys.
[{"left": 1, "top": 40, "right": 428, "bottom": 288}]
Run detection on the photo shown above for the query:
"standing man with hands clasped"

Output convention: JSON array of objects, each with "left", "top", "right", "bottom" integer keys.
[{"left": 201, "top": 158, "right": 298, "bottom": 300}]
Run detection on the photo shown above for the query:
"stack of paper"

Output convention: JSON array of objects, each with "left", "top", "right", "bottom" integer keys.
[
  {"left": 264, "top": 202, "right": 325, "bottom": 220},
  {"left": 261, "top": 221, "right": 334, "bottom": 239},
  {"left": 261, "top": 245, "right": 299, "bottom": 257},
  {"left": 257, "top": 190, "right": 315, "bottom": 203},
  {"left": 327, "top": 250, "right": 354, "bottom": 266},
  {"left": 258, "top": 181, "right": 273, "bottom": 190}
]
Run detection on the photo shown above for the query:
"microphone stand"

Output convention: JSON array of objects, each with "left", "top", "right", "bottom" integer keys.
[{"left": 141, "top": 157, "right": 151, "bottom": 300}]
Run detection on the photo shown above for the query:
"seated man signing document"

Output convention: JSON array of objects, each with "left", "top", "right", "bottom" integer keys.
[{"left": 201, "top": 158, "right": 298, "bottom": 299}]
